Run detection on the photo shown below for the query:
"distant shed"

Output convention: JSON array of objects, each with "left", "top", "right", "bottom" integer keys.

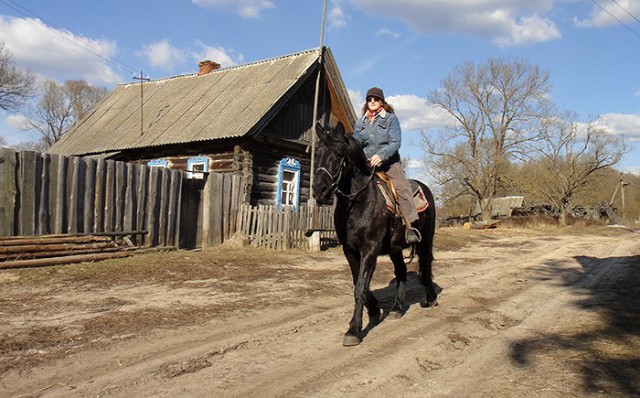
[{"left": 474, "top": 196, "right": 525, "bottom": 218}]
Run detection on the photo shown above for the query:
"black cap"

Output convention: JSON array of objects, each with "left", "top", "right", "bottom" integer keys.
[{"left": 366, "top": 87, "right": 385, "bottom": 102}]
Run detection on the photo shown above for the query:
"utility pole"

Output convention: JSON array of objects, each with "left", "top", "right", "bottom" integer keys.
[
  {"left": 308, "top": 0, "right": 327, "bottom": 206},
  {"left": 133, "top": 71, "right": 150, "bottom": 136},
  {"left": 621, "top": 176, "right": 629, "bottom": 224}
]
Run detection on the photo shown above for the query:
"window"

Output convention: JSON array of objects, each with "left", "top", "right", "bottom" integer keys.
[
  {"left": 187, "top": 157, "right": 209, "bottom": 179},
  {"left": 276, "top": 157, "right": 300, "bottom": 208},
  {"left": 148, "top": 159, "right": 168, "bottom": 168}
]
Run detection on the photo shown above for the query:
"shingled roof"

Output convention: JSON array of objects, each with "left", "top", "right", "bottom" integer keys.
[{"left": 49, "top": 47, "right": 354, "bottom": 157}]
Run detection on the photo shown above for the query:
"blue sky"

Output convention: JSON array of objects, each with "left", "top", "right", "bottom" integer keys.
[{"left": 1, "top": 0, "right": 639, "bottom": 177}]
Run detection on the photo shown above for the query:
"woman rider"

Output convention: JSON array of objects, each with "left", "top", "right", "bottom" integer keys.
[{"left": 353, "top": 86, "right": 420, "bottom": 244}]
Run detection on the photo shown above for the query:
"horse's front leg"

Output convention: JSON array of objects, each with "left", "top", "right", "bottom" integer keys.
[
  {"left": 344, "top": 250, "right": 378, "bottom": 346},
  {"left": 388, "top": 251, "right": 407, "bottom": 319}
]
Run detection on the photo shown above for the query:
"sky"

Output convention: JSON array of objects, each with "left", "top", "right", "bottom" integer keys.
[{"left": 1, "top": 0, "right": 639, "bottom": 178}]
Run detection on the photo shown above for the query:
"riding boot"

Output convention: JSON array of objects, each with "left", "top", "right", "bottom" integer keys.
[{"left": 405, "top": 223, "right": 421, "bottom": 244}]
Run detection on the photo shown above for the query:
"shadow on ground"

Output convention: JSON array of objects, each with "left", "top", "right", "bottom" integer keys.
[{"left": 510, "top": 254, "right": 640, "bottom": 396}]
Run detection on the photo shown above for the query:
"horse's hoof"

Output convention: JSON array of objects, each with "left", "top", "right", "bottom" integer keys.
[
  {"left": 342, "top": 334, "right": 362, "bottom": 347},
  {"left": 387, "top": 311, "right": 403, "bottom": 320},
  {"left": 420, "top": 298, "right": 438, "bottom": 308}
]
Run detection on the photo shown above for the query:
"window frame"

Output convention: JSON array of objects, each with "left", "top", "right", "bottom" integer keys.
[{"left": 276, "top": 157, "right": 301, "bottom": 209}]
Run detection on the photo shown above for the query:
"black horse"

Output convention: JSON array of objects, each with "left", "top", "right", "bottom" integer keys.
[{"left": 312, "top": 122, "right": 438, "bottom": 346}]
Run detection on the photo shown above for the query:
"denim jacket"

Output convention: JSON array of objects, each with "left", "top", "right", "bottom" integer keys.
[{"left": 353, "top": 109, "right": 402, "bottom": 165}]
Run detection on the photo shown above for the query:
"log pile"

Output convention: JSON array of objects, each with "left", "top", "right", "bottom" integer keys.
[{"left": 0, "top": 234, "right": 141, "bottom": 269}]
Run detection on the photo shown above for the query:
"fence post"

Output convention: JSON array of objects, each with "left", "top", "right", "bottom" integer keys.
[{"left": 0, "top": 148, "right": 17, "bottom": 236}]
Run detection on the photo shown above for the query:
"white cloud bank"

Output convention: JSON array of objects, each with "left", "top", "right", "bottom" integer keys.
[
  {"left": 575, "top": 0, "right": 640, "bottom": 28},
  {"left": 346, "top": 0, "right": 561, "bottom": 47},
  {"left": 597, "top": 113, "right": 640, "bottom": 143},
  {"left": 192, "top": 0, "right": 274, "bottom": 19},
  {"left": 0, "top": 16, "right": 122, "bottom": 85}
]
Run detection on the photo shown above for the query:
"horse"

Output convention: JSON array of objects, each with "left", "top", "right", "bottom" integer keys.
[{"left": 312, "top": 122, "right": 439, "bottom": 346}]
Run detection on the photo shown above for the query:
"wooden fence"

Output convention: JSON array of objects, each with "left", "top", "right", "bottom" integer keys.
[
  {"left": 201, "top": 173, "right": 248, "bottom": 248},
  {"left": 236, "top": 204, "right": 335, "bottom": 250},
  {"left": 0, "top": 149, "right": 182, "bottom": 247}
]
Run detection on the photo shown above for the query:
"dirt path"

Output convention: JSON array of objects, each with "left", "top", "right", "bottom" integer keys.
[{"left": 1, "top": 228, "right": 639, "bottom": 397}]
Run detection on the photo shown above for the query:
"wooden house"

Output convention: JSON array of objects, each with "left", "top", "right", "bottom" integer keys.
[{"left": 48, "top": 47, "right": 355, "bottom": 248}]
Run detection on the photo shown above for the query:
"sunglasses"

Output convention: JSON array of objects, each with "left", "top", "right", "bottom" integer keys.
[{"left": 367, "top": 96, "right": 382, "bottom": 103}]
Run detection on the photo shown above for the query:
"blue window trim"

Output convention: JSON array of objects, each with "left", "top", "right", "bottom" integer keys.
[
  {"left": 187, "top": 156, "right": 209, "bottom": 179},
  {"left": 276, "top": 157, "right": 301, "bottom": 209},
  {"left": 148, "top": 159, "right": 168, "bottom": 168}
]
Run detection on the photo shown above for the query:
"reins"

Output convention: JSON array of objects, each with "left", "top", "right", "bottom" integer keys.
[{"left": 317, "top": 158, "right": 375, "bottom": 200}]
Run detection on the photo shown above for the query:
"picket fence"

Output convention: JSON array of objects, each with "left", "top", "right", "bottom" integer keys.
[{"left": 236, "top": 204, "right": 335, "bottom": 250}]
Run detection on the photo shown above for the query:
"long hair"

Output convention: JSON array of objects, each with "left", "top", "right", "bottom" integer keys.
[{"left": 361, "top": 101, "right": 395, "bottom": 115}]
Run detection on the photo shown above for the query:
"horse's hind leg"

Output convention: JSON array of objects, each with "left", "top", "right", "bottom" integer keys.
[
  {"left": 417, "top": 240, "right": 438, "bottom": 307},
  {"left": 388, "top": 251, "right": 407, "bottom": 319}
]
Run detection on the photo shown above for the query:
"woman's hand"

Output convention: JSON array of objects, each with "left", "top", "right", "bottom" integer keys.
[{"left": 368, "top": 154, "right": 382, "bottom": 168}]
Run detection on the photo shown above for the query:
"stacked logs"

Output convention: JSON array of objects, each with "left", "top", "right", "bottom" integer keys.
[{"left": 0, "top": 234, "right": 141, "bottom": 269}]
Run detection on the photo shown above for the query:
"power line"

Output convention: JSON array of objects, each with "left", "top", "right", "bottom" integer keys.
[
  {"left": 0, "top": 0, "right": 139, "bottom": 75},
  {"left": 589, "top": 0, "right": 640, "bottom": 38},
  {"left": 610, "top": 0, "right": 640, "bottom": 25}
]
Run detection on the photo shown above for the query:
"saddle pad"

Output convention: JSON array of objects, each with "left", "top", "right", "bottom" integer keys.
[
  {"left": 375, "top": 182, "right": 430, "bottom": 215},
  {"left": 413, "top": 186, "right": 430, "bottom": 213}
]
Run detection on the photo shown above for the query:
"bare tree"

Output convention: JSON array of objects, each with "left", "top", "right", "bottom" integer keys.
[
  {"left": 423, "top": 58, "right": 554, "bottom": 221},
  {"left": 23, "top": 79, "right": 107, "bottom": 148},
  {"left": 0, "top": 40, "right": 35, "bottom": 112},
  {"left": 525, "top": 112, "right": 628, "bottom": 226}
]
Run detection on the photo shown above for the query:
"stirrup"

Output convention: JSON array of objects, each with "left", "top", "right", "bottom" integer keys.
[{"left": 405, "top": 227, "right": 421, "bottom": 244}]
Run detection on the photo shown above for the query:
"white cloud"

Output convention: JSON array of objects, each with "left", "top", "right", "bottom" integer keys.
[
  {"left": 328, "top": 1, "right": 348, "bottom": 29},
  {"left": 138, "top": 40, "right": 184, "bottom": 73},
  {"left": 191, "top": 42, "right": 244, "bottom": 68},
  {"left": 347, "top": 0, "right": 561, "bottom": 47},
  {"left": 348, "top": 89, "right": 363, "bottom": 114},
  {"left": 575, "top": 0, "right": 640, "bottom": 28},
  {"left": 405, "top": 158, "right": 423, "bottom": 169},
  {"left": 192, "top": 0, "right": 274, "bottom": 19},
  {"left": 376, "top": 28, "right": 401, "bottom": 38},
  {"left": 494, "top": 14, "right": 560, "bottom": 48},
  {"left": 387, "top": 94, "right": 453, "bottom": 131},
  {"left": 596, "top": 113, "right": 640, "bottom": 143},
  {"left": 4, "top": 113, "right": 30, "bottom": 130},
  {"left": 0, "top": 16, "right": 122, "bottom": 85},
  {"left": 348, "top": 91, "right": 452, "bottom": 131}
]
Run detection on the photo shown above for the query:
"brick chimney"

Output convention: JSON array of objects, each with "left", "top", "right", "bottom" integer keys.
[{"left": 198, "top": 60, "right": 220, "bottom": 76}]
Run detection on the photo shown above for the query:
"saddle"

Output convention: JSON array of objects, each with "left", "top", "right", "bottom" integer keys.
[{"left": 375, "top": 172, "right": 430, "bottom": 218}]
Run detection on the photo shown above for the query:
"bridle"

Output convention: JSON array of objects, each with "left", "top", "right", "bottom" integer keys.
[{"left": 316, "top": 157, "right": 375, "bottom": 200}]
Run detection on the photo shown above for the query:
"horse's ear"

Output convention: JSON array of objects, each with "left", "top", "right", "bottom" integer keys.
[
  {"left": 316, "top": 122, "right": 329, "bottom": 137},
  {"left": 335, "top": 122, "right": 345, "bottom": 135}
]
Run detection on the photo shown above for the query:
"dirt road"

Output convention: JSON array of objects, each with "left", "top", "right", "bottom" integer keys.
[{"left": 1, "top": 227, "right": 639, "bottom": 397}]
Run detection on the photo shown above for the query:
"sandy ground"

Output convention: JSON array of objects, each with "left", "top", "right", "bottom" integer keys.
[{"left": 1, "top": 226, "right": 639, "bottom": 397}]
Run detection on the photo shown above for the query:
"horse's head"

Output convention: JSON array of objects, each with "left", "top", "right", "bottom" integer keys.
[{"left": 312, "top": 122, "right": 346, "bottom": 204}]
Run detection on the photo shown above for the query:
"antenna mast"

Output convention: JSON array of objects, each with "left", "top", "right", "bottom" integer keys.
[
  {"left": 133, "top": 71, "right": 151, "bottom": 136},
  {"left": 309, "top": 0, "right": 328, "bottom": 205}
]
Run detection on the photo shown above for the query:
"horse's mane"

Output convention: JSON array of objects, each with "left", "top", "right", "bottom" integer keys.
[{"left": 322, "top": 124, "right": 371, "bottom": 175}]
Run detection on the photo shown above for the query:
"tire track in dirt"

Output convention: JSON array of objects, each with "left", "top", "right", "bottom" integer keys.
[
  {"left": 3, "top": 231, "right": 637, "bottom": 397},
  {"left": 114, "top": 234, "right": 627, "bottom": 397}
]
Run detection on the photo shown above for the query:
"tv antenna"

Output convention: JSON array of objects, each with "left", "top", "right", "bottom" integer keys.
[{"left": 133, "top": 71, "right": 151, "bottom": 136}]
